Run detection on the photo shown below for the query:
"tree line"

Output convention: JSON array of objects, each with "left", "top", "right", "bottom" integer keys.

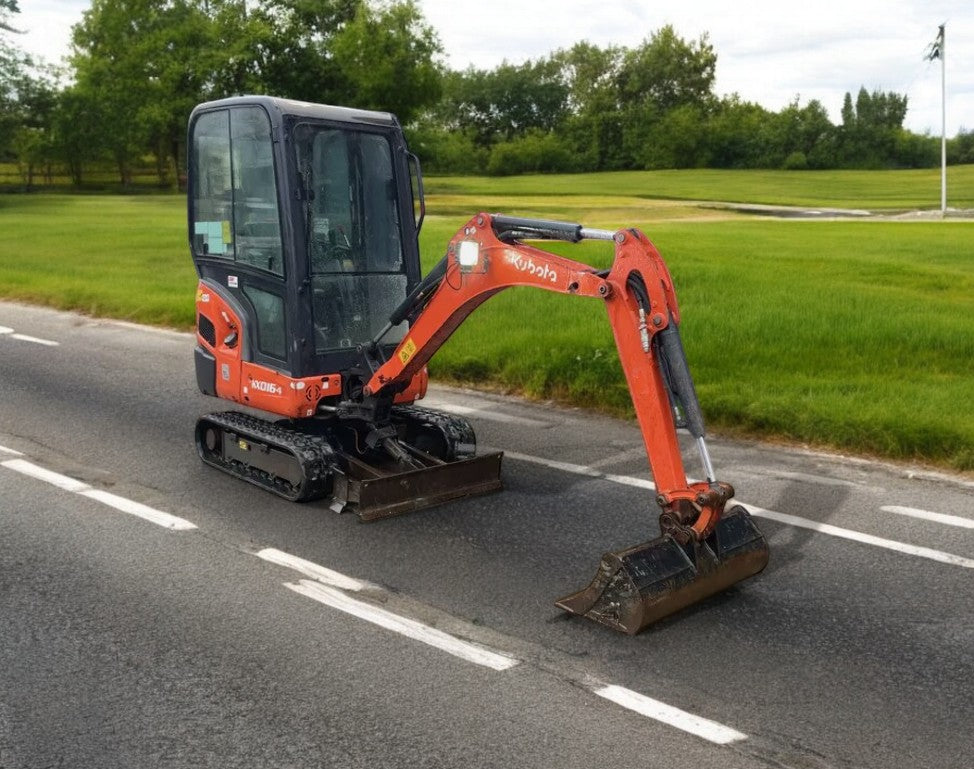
[{"left": 1, "top": 0, "right": 972, "bottom": 189}]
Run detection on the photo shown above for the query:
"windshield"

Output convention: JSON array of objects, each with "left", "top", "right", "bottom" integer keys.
[{"left": 294, "top": 124, "right": 409, "bottom": 352}]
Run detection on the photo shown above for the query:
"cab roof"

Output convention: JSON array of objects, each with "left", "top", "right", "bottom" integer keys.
[{"left": 189, "top": 95, "right": 400, "bottom": 129}]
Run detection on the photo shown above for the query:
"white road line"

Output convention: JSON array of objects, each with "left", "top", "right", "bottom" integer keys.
[
  {"left": 0, "top": 325, "right": 13, "bottom": 334},
  {"left": 256, "top": 548, "right": 371, "bottom": 591},
  {"left": 79, "top": 489, "right": 197, "bottom": 530},
  {"left": 593, "top": 683, "right": 747, "bottom": 745},
  {"left": 424, "top": 401, "right": 550, "bottom": 428},
  {"left": 0, "top": 444, "right": 24, "bottom": 456},
  {"left": 506, "top": 450, "right": 660, "bottom": 491},
  {"left": 285, "top": 580, "right": 520, "bottom": 672},
  {"left": 505, "top": 451, "right": 606, "bottom": 479},
  {"left": 1, "top": 458, "right": 91, "bottom": 492},
  {"left": 746, "top": 505, "right": 974, "bottom": 569},
  {"left": 10, "top": 333, "right": 59, "bottom": 346},
  {"left": 1, "top": 458, "right": 197, "bottom": 531},
  {"left": 504, "top": 451, "right": 974, "bottom": 569},
  {"left": 271, "top": 553, "right": 744, "bottom": 744},
  {"left": 881, "top": 505, "right": 974, "bottom": 530}
]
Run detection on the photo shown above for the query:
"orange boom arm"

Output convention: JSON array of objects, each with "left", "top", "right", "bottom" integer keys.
[{"left": 365, "top": 213, "right": 728, "bottom": 544}]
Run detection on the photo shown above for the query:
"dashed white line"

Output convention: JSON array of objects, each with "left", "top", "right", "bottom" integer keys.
[
  {"left": 881, "top": 505, "right": 974, "bottom": 530},
  {"left": 1, "top": 458, "right": 92, "bottom": 492},
  {"left": 0, "top": 458, "right": 196, "bottom": 530},
  {"left": 10, "top": 333, "right": 59, "bottom": 346},
  {"left": 0, "top": 444, "right": 24, "bottom": 456},
  {"left": 79, "top": 489, "right": 197, "bottom": 530},
  {"left": 264, "top": 547, "right": 746, "bottom": 743},
  {"left": 3, "top": 446, "right": 746, "bottom": 743},
  {"left": 504, "top": 451, "right": 974, "bottom": 569},
  {"left": 424, "top": 401, "right": 550, "bottom": 428},
  {"left": 285, "top": 579, "right": 520, "bottom": 671},
  {"left": 593, "top": 683, "right": 748, "bottom": 745},
  {"left": 738, "top": 505, "right": 973, "bottom": 569},
  {"left": 256, "top": 547, "right": 372, "bottom": 591},
  {"left": 0, "top": 325, "right": 58, "bottom": 345}
]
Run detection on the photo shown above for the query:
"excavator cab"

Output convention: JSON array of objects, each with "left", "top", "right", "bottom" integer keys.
[
  {"left": 188, "top": 96, "right": 422, "bottom": 384},
  {"left": 187, "top": 96, "right": 768, "bottom": 635}
]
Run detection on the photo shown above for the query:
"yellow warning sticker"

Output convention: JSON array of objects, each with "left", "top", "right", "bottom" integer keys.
[
  {"left": 398, "top": 337, "right": 417, "bottom": 365},
  {"left": 222, "top": 220, "right": 232, "bottom": 244}
]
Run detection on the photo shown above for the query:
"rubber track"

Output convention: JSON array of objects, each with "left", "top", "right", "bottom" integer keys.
[
  {"left": 390, "top": 405, "right": 477, "bottom": 460},
  {"left": 196, "top": 411, "right": 335, "bottom": 502}
]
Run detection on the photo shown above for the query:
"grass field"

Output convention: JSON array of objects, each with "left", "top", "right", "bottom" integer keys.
[
  {"left": 2, "top": 179, "right": 973, "bottom": 472},
  {"left": 431, "top": 165, "right": 974, "bottom": 211}
]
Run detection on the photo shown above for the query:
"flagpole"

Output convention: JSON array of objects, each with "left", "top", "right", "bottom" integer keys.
[{"left": 939, "top": 23, "right": 946, "bottom": 217}]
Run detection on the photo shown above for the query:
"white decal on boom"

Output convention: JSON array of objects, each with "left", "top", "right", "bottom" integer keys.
[{"left": 508, "top": 254, "right": 558, "bottom": 283}]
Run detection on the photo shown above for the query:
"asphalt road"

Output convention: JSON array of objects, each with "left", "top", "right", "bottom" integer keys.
[{"left": 1, "top": 300, "right": 972, "bottom": 769}]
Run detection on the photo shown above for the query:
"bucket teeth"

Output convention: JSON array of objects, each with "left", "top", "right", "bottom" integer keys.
[{"left": 556, "top": 505, "right": 769, "bottom": 634}]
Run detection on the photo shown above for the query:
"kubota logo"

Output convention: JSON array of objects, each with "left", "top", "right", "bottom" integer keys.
[
  {"left": 251, "top": 379, "right": 282, "bottom": 395},
  {"left": 508, "top": 254, "right": 558, "bottom": 283}
]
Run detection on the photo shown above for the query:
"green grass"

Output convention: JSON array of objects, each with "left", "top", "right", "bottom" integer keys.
[
  {"left": 2, "top": 184, "right": 973, "bottom": 472},
  {"left": 420, "top": 214, "right": 974, "bottom": 471},
  {"left": 1, "top": 195, "right": 194, "bottom": 326},
  {"left": 428, "top": 165, "right": 974, "bottom": 211}
]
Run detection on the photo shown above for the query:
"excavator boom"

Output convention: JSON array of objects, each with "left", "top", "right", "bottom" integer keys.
[{"left": 354, "top": 212, "right": 769, "bottom": 632}]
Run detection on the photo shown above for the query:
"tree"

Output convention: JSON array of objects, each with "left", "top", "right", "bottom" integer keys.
[
  {"left": 69, "top": 0, "right": 231, "bottom": 186},
  {"left": 0, "top": 0, "right": 20, "bottom": 34},
  {"left": 639, "top": 104, "right": 710, "bottom": 169},
  {"left": 11, "top": 63, "right": 58, "bottom": 187},
  {"left": 774, "top": 97, "right": 837, "bottom": 169},
  {"left": 615, "top": 26, "right": 718, "bottom": 168},
  {"left": 331, "top": 0, "right": 442, "bottom": 124},
  {"left": 240, "top": 0, "right": 358, "bottom": 102},
  {"left": 948, "top": 128, "right": 974, "bottom": 165},
  {"left": 70, "top": 0, "right": 160, "bottom": 185},
  {"left": 431, "top": 56, "right": 568, "bottom": 147},
  {"left": 51, "top": 86, "right": 105, "bottom": 185},
  {"left": 1, "top": 2, "right": 61, "bottom": 183},
  {"left": 616, "top": 26, "right": 716, "bottom": 115},
  {"left": 708, "top": 96, "right": 776, "bottom": 168},
  {"left": 0, "top": 0, "right": 23, "bottom": 158},
  {"left": 246, "top": 0, "right": 442, "bottom": 121},
  {"left": 838, "top": 86, "right": 909, "bottom": 167},
  {"left": 553, "top": 42, "right": 625, "bottom": 169}
]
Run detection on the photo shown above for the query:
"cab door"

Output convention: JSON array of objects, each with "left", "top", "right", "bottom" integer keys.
[{"left": 189, "top": 104, "right": 292, "bottom": 403}]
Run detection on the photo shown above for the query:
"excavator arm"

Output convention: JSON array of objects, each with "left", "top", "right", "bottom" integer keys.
[{"left": 354, "top": 213, "right": 769, "bottom": 633}]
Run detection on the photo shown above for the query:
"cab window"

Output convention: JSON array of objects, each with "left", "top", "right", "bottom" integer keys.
[
  {"left": 294, "top": 124, "right": 408, "bottom": 353},
  {"left": 190, "top": 107, "right": 284, "bottom": 277}
]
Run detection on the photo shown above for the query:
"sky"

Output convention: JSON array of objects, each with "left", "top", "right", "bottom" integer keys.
[{"left": 8, "top": 0, "right": 972, "bottom": 136}]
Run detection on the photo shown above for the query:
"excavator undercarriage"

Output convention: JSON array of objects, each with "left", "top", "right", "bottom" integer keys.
[
  {"left": 196, "top": 406, "right": 503, "bottom": 519},
  {"left": 186, "top": 95, "right": 768, "bottom": 635}
]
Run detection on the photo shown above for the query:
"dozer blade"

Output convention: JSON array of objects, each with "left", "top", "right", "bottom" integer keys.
[
  {"left": 556, "top": 505, "right": 769, "bottom": 634},
  {"left": 332, "top": 451, "right": 504, "bottom": 522}
]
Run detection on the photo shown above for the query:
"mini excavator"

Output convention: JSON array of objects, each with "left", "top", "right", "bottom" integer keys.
[{"left": 187, "top": 96, "right": 768, "bottom": 634}]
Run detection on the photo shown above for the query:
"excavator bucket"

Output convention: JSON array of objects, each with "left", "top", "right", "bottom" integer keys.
[{"left": 556, "top": 505, "right": 769, "bottom": 634}]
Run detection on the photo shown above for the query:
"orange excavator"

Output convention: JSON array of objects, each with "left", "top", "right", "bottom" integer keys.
[{"left": 187, "top": 95, "right": 768, "bottom": 634}]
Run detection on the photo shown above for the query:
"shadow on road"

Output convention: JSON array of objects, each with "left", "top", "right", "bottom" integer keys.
[{"left": 760, "top": 480, "right": 849, "bottom": 576}]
